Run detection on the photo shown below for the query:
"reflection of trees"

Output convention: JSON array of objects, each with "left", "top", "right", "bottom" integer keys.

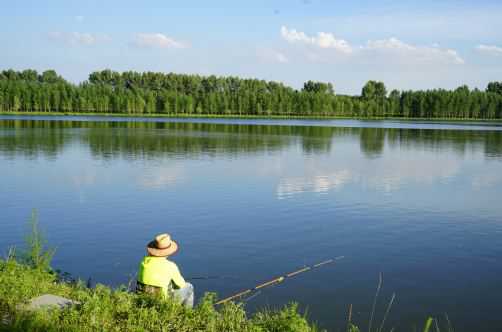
[
  {"left": 85, "top": 123, "right": 341, "bottom": 159},
  {"left": 0, "top": 119, "right": 501, "bottom": 160},
  {"left": 300, "top": 126, "right": 335, "bottom": 154},
  {"left": 0, "top": 119, "right": 69, "bottom": 159},
  {"left": 359, "top": 128, "right": 386, "bottom": 158},
  {"left": 484, "top": 131, "right": 502, "bottom": 158},
  {"left": 84, "top": 123, "right": 293, "bottom": 160},
  {"left": 385, "top": 128, "right": 502, "bottom": 158}
]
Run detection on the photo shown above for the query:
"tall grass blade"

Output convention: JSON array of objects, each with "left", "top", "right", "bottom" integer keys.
[
  {"left": 368, "top": 272, "right": 383, "bottom": 332},
  {"left": 444, "top": 313, "right": 453, "bottom": 332},
  {"left": 423, "top": 317, "right": 433, "bottom": 332},
  {"left": 434, "top": 318, "right": 440, "bottom": 332},
  {"left": 6, "top": 246, "right": 16, "bottom": 261},
  {"left": 377, "top": 292, "right": 396, "bottom": 332}
]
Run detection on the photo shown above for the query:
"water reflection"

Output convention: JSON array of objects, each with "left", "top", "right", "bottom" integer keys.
[
  {"left": 1, "top": 117, "right": 502, "bottom": 332},
  {"left": 138, "top": 165, "right": 185, "bottom": 190},
  {"left": 360, "top": 127, "right": 385, "bottom": 158},
  {"left": 277, "top": 170, "right": 352, "bottom": 199},
  {"left": 276, "top": 153, "right": 461, "bottom": 198},
  {"left": 1, "top": 119, "right": 502, "bottom": 160}
]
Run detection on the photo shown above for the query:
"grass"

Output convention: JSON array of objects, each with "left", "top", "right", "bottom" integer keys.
[
  {"left": 0, "top": 257, "right": 322, "bottom": 332},
  {"left": 0, "top": 212, "right": 453, "bottom": 332},
  {"left": 0, "top": 257, "right": 323, "bottom": 332},
  {"left": 1, "top": 111, "right": 502, "bottom": 123}
]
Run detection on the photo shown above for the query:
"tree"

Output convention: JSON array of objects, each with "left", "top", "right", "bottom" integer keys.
[
  {"left": 389, "top": 90, "right": 400, "bottom": 116},
  {"left": 303, "top": 81, "right": 334, "bottom": 94},
  {"left": 487, "top": 82, "right": 502, "bottom": 95},
  {"left": 362, "top": 81, "right": 387, "bottom": 100},
  {"left": 41, "top": 70, "right": 60, "bottom": 84}
]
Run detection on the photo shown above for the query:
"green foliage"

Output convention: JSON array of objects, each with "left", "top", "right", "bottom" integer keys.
[
  {"left": 303, "top": 81, "right": 334, "bottom": 95},
  {"left": 20, "top": 210, "right": 55, "bottom": 271},
  {"left": 423, "top": 317, "right": 433, "bottom": 332},
  {"left": 362, "top": 80, "right": 387, "bottom": 100},
  {"left": 1, "top": 69, "right": 501, "bottom": 119},
  {"left": 253, "top": 303, "right": 316, "bottom": 332},
  {"left": 0, "top": 258, "right": 322, "bottom": 332},
  {"left": 487, "top": 82, "right": 502, "bottom": 95}
]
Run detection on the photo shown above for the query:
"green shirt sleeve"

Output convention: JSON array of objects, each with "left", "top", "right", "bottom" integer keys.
[{"left": 169, "top": 262, "right": 187, "bottom": 289}]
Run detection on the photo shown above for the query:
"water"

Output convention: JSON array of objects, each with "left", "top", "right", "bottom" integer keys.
[{"left": 1, "top": 115, "right": 502, "bottom": 331}]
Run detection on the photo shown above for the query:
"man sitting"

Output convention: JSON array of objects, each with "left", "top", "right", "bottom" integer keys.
[{"left": 137, "top": 233, "right": 194, "bottom": 308}]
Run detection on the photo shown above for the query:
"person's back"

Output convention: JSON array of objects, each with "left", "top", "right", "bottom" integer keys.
[{"left": 136, "top": 233, "right": 194, "bottom": 308}]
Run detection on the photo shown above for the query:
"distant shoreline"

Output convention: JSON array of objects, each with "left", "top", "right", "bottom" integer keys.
[{"left": 2, "top": 111, "right": 502, "bottom": 123}]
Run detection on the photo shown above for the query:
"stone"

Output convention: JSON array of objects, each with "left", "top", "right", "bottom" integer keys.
[{"left": 21, "top": 294, "right": 79, "bottom": 311}]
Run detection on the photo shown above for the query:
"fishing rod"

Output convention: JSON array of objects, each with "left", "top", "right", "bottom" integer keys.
[{"left": 215, "top": 256, "right": 344, "bottom": 305}]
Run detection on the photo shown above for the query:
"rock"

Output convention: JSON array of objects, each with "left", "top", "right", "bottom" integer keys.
[{"left": 20, "top": 294, "right": 80, "bottom": 311}]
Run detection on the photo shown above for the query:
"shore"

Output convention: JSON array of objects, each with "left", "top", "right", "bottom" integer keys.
[
  {"left": 0, "top": 257, "right": 326, "bottom": 332},
  {"left": 2, "top": 111, "right": 502, "bottom": 123}
]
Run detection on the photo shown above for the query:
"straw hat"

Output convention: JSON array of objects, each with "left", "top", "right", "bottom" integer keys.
[{"left": 147, "top": 233, "right": 179, "bottom": 257}]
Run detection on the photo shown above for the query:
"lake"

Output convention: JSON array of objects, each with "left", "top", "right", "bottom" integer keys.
[{"left": 1, "top": 115, "right": 502, "bottom": 331}]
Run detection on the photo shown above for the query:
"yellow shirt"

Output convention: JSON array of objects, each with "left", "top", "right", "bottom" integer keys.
[{"left": 137, "top": 256, "right": 187, "bottom": 297}]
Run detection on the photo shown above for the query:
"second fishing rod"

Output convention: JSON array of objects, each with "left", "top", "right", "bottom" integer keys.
[{"left": 215, "top": 256, "right": 345, "bottom": 305}]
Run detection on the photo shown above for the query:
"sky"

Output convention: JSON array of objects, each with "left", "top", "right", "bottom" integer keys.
[{"left": 1, "top": 0, "right": 502, "bottom": 94}]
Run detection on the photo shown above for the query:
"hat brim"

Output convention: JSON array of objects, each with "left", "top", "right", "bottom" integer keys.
[{"left": 146, "top": 240, "right": 179, "bottom": 257}]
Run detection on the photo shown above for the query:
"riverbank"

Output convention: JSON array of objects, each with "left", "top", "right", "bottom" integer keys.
[
  {"left": 0, "top": 257, "right": 325, "bottom": 332},
  {"left": 2, "top": 111, "right": 502, "bottom": 123}
]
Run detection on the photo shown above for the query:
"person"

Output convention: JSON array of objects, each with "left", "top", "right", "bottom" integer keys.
[{"left": 136, "top": 233, "right": 194, "bottom": 308}]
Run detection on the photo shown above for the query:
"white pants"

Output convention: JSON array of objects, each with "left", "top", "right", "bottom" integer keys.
[{"left": 172, "top": 282, "right": 194, "bottom": 308}]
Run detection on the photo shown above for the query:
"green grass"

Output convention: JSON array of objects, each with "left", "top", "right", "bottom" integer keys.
[
  {"left": 0, "top": 257, "right": 323, "bottom": 332},
  {"left": 2, "top": 110, "right": 502, "bottom": 122}
]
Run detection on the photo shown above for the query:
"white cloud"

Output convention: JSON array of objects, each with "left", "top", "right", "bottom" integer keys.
[
  {"left": 276, "top": 151, "right": 461, "bottom": 199},
  {"left": 280, "top": 26, "right": 353, "bottom": 54},
  {"left": 279, "top": 27, "right": 462, "bottom": 65},
  {"left": 138, "top": 166, "right": 185, "bottom": 190},
  {"left": 281, "top": 26, "right": 313, "bottom": 44},
  {"left": 277, "top": 170, "right": 351, "bottom": 199},
  {"left": 132, "top": 33, "right": 187, "bottom": 49},
  {"left": 48, "top": 32, "right": 110, "bottom": 46},
  {"left": 476, "top": 44, "right": 502, "bottom": 56},
  {"left": 362, "top": 37, "right": 465, "bottom": 65},
  {"left": 364, "top": 37, "right": 415, "bottom": 52}
]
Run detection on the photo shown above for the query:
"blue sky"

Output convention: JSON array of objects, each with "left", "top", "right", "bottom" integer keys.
[{"left": 2, "top": 0, "right": 502, "bottom": 94}]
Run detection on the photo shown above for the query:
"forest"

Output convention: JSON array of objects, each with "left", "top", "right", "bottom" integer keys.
[{"left": 1, "top": 69, "right": 502, "bottom": 119}]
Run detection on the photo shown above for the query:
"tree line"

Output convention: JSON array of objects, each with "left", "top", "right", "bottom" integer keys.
[{"left": 1, "top": 69, "right": 502, "bottom": 119}]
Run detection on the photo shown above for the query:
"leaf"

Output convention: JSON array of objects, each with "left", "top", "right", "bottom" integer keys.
[{"left": 423, "top": 317, "right": 434, "bottom": 332}]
